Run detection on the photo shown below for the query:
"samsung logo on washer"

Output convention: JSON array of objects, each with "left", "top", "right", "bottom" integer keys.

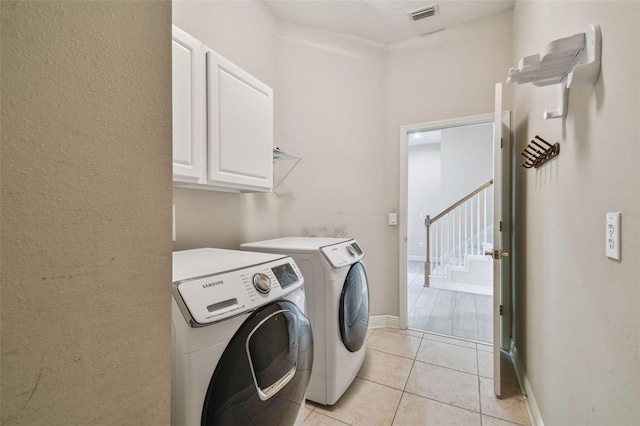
[{"left": 202, "top": 280, "right": 224, "bottom": 289}]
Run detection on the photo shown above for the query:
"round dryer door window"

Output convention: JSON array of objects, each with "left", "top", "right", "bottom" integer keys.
[
  {"left": 339, "top": 262, "right": 369, "bottom": 352},
  {"left": 201, "top": 300, "right": 313, "bottom": 426}
]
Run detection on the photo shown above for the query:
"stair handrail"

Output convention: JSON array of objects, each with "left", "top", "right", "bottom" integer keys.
[
  {"left": 424, "top": 179, "right": 493, "bottom": 286},
  {"left": 426, "top": 180, "right": 493, "bottom": 227}
]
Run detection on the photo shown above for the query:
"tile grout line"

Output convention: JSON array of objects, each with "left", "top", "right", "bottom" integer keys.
[
  {"left": 367, "top": 327, "right": 528, "bottom": 425},
  {"left": 399, "top": 333, "right": 427, "bottom": 424},
  {"left": 364, "top": 346, "right": 418, "bottom": 362},
  {"left": 477, "top": 346, "right": 484, "bottom": 425},
  {"left": 389, "top": 355, "right": 417, "bottom": 426},
  {"left": 390, "top": 331, "right": 423, "bottom": 426},
  {"left": 423, "top": 288, "right": 440, "bottom": 332},
  {"left": 379, "top": 329, "right": 483, "bottom": 377},
  {"left": 400, "top": 388, "right": 484, "bottom": 417},
  {"left": 365, "top": 328, "right": 491, "bottom": 424},
  {"left": 310, "top": 410, "right": 352, "bottom": 426},
  {"left": 412, "top": 358, "right": 480, "bottom": 377}
]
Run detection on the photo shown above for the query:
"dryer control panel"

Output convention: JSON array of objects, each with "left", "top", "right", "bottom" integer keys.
[
  {"left": 320, "top": 240, "right": 365, "bottom": 268},
  {"left": 173, "top": 257, "right": 304, "bottom": 327}
]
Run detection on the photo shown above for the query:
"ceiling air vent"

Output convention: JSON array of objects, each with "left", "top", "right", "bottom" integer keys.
[{"left": 409, "top": 4, "right": 439, "bottom": 22}]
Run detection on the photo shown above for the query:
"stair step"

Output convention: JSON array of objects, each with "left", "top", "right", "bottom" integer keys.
[{"left": 428, "top": 255, "right": 493, "bottom": 295}]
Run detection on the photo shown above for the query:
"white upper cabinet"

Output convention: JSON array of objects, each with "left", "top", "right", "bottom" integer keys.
[
  {"left": 172, "top": 26, "right": 274, "bottom": 192},
  {"left": 206, "top": 51, "right": 273, "bottom": 192},
  {"left": 172, "top": 26, "right": 205, "bottom": 184}
]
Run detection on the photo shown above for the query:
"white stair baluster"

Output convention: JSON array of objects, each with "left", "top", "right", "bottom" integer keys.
[
  {"left": 457, "top": 207, "right": 461, "bottom": 266},
  {"left": 439, "top": 217, "right": 442, "bottom": 268},
  {"left": 464, "top": 201, "right": 468, "bottom": 257},
  {"left": 476, "top": 194, "right": 480, "bottom": 255},
  {"left": 452, "top": 210, "right": 455, "bottom": 266},
  {"left": 483, "top": 188, "right": 488, "bottom": 246},
  {"left": 445, "top": 215, "right": 449, "bottom": 265},
  {"left": 437, "top": 221, "right": 440, "bottom": 266}
]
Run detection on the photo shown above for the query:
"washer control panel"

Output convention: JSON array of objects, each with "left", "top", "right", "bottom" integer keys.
[
  {"left": 320, "top": 239, "right": 365, "bottom": 268},
  {"left": 173, "top": 257, "right": 303, "bottom": 327},
  {"left": 252, "top": 273, "right": 271, "bottom": 294}
]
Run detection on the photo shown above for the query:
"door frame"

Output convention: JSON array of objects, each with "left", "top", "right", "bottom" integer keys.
[{"left": 398, "top": 112, "right": 512, "bottom": 350}]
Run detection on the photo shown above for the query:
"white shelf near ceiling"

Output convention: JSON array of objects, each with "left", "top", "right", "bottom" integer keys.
[{"left": 507, "top": 24, "right": 601, "bottom": 119}]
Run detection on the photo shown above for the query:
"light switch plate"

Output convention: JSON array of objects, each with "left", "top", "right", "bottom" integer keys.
[
  {"left": 173, "top": 204, "right": 176, "bottom": 242},
  {"left": 389, "top": 213, "right": 397, "bottom": 226},
  {"left": 605, "top": 212, "right": 620, "bottom": 260}
]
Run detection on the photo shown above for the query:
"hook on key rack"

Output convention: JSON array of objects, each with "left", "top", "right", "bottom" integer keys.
[{"left": 521, "top": 136, "right": 560, "bottom": 169}]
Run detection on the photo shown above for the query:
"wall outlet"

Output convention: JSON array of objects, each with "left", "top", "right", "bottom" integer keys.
[
  {"left": 605, "top": 212, "right": 620, "bottom": 260},
  {"left": 419, "top": 242, "right": 424, "bottom": 248}
]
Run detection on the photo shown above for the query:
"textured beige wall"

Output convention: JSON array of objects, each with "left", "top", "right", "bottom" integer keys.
[
  {"left": 512, "top": 1, "right": 640, "bottom": 424},
  {"left": 1, "top": 2, "right": 173, "bottom": 425}
]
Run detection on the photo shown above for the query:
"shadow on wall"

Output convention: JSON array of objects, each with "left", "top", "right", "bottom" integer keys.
[
  {"left": 514, "top": 115, "right": 529, "bottom": 358},
  {"left": 563, "top": 66, "right": 606, "bottom": 145},
  {"left": 301, "top": 226, "right": 348, "bottom": 238}
]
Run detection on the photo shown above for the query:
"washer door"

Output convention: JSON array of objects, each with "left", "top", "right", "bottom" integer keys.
[
  {"left": 201, "top": 300, "right": 313, "bottom": 426},
  {"left": 339, "top": 262, "right": 369, "bottom": 352}
]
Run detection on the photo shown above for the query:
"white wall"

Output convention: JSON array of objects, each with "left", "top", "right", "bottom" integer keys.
[
  {"left": 440, "top": 124, "right": 493, "bottom": 207},
  {"left": 172, "top": 0, "right": 281, "bottom": 251},
  {"left": 390, "top": 10, "right": 513, "bottom": 314},
  {"left": 275, "top": 22, "right": 391, "bottom": 315},
  {"left": 1, "top": 2, "right": 172, "bottom": 424},
  {"left": 511, "top": 1, "right": 640, "bottom": 424},
  {"left": 170, "top": 5, "right": 513, "bottom": 318},
  {"left": 407, "top": 143, "right": 441, "bottom": 259},
  {"left": 172, "top": 4, "right": 392, "bottom": 316}
]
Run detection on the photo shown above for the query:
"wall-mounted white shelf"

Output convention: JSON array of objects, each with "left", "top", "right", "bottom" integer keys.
[
  {"left": 273, "top": 148, "right": 302, "bottom": 191},
  {"left": 507, "top": 24, "right": 601, "bottom": 119}
]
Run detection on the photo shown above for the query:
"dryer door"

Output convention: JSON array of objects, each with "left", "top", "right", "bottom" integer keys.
[
  {"left": 201, "top": 300, "right": 313, "bottom": 426},
  {"left": 339, "top": 262, "right": 370, "bottom": 352}
]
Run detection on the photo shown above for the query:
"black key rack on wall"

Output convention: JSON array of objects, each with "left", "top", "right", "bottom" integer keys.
[{"left": 521, "top": 135, "right": 560, "bottom": 169}]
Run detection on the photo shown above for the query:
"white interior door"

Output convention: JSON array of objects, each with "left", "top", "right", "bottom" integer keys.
[{"left": 490, "top": 83, "right": 512, "bottom": 396}]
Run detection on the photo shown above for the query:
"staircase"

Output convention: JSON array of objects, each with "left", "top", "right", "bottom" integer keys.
[{"left": 425, "top": 181, "right": 494, "bottom": 295}]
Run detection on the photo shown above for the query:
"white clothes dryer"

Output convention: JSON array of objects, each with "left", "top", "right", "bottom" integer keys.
[
  {"left": 241, "top": 238, "right": 369, "bottom": 405},
  {"left": 172, "top": 248, "right": 313, "bottom": 426}
]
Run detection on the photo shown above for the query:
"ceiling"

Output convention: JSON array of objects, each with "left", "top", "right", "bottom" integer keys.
[{"left": 263, "top": 0, "right": 515, "bottom": 44}]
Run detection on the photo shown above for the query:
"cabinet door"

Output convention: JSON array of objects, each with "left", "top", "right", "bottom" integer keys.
[
  {"left": 206, "top": 51, "right": 273, "bottom": 192},
  {"left": 172, "top": 26, "right": 205, "bottom": 184}
]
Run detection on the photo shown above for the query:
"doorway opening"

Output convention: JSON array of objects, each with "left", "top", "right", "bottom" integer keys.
[{"left": 400, "top": 114, "right": 495, "bottom": 344}]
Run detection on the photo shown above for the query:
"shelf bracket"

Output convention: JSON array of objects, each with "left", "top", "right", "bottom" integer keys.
[
  {"left": 272, "top": 148, "right": 302, "bottom": 191},
  {"left": 543, "top": 82, "right": 568, "bottom": 120},
  {"left": 507, "top": 24, "right": 601, "bottom": 120}
]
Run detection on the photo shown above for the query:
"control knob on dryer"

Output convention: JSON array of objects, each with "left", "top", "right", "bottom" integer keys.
[
  {"left": 252, "top": 273, "right": 271, "bottom": 294},
  {"left": 346, "top": 245, "right": 357, "bottom": 257}
]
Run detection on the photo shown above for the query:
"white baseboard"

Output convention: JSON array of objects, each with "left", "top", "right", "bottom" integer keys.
[
  {"left": 368, "top": 315, "right": 400, "bottom": 329},
  {"left": 511, "top": 343, "right": 544, "bottom": 426},
  {"left": 407, "top": 255, "right": 426, "bottom": 262}
]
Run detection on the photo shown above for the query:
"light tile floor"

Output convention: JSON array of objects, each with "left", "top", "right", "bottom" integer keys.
[
  {"left": 408, "top": 261, "right": 493, "bottom": 343},
  {"left": 303, "top": 328, "right": 530, "bottom": 426}
]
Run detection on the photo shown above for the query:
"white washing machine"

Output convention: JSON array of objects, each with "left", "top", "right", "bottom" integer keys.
[
  {"left": 241, "top": 238, "right": 369, "bottom": 405},
  {"left": 172, "top": 248, "right": 313, "bottom": 426}
]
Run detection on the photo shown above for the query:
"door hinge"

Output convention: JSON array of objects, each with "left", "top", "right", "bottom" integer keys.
[
  {"left": 499, "top": 221, "right": 502, "bottom": 232},
  {"left": 500, "top": 137, "right": 503, "bottom": 148},
  {"left": 499, "top": 305, "right": 503, "bottom": 316}
]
